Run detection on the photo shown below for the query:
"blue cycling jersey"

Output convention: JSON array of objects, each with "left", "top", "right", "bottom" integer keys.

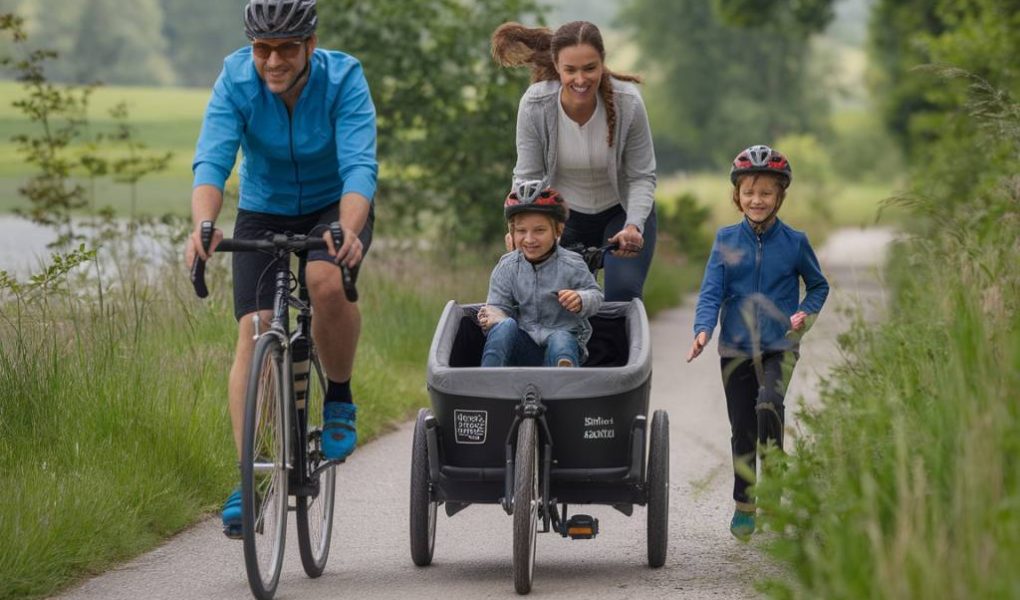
[{"left": 192, "top": 46, "right": 377, "bottom": 216}]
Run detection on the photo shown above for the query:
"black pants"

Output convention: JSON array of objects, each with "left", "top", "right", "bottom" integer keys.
[{"left": 720, "top": 352, "right": 797, "bottom": 508}]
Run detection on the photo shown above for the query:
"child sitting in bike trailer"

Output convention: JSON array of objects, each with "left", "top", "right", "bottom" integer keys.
[
  {"left": 686, "top": 145, "right": 829, "bottom": 540},
  {"left": 478, "top": 182, "right": 604, "bottom": 367}
]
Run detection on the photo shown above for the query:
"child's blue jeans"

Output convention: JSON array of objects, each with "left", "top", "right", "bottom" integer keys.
[{"left": 481, "top": 318, "right": 580, "bottom": 367}]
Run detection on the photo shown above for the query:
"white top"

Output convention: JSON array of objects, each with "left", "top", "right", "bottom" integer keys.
[{"left": 553, "top": 93, "right": 619, "bottom": 215}]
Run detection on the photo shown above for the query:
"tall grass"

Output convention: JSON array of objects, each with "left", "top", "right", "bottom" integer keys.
[
  {"left": 756, "top": 97, "right": 1020, "bottom": 598},
  {"left": 0, "top": 239, "right": 487, "bottom": 600}
]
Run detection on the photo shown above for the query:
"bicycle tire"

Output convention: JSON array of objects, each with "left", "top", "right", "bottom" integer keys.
[
  {"left": 512, "top": 418, "right": 539, "bottom": 595},
  {"left": 242, "top": 334, "right": 290, "bottom": 600},
  {"left": 646, "top": 410, "right": 669, "bottom": 568},
  {"left": 296, "top": 351, "right": 336, "bottom": 578},
  {"left": 409, "top": 408, "right": 438, "bottom": 566}
]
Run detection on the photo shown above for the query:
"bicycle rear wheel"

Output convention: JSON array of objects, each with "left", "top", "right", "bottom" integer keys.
[
  {"left": 296, "top": 350, "right": 336, "bottom": 577},
  {"left": 512, "top": 418, "right": 539, "bottom": 595},
  {"left": 242, "top": 335, "right": 290, "bottom": 600}
]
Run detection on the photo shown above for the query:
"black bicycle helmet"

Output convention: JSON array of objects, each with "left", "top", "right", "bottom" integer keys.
[
  {"left": 244, "top": 0, "right": 318, "bottom": 40},
  {"left": 504, "top": 179, "right": 568, "bottom": 223},
  {"left": 729, "top": 144, "right": 792, "bottom": 188}
]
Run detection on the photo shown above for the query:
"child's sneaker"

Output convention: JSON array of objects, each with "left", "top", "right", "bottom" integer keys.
[
  {"left": 221, "top": 487, "right": 242, "bottom": 539},
  {"left": 323, "top": 402, "right": 357, "bottom": 460},
  {"left": 729, "top": 509, "right": 755, "bottom": 540}
]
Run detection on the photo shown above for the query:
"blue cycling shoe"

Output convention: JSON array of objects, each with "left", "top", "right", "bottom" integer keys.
[
  {"left": 222, "top": 487, "right": 242, "bottom": 539},
  {"left": 322, "top": 402, "right": 357, "bottom": 461},
  {"left": 730, "top": 509, "right": 756, "bottom": 541}
]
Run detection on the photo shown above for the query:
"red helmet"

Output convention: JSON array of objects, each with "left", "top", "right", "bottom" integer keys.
[
  {"left": 729, "top": 145, "right": 792, "bottom": 189},
  {"left": 504, "top": 179, "right": 568, "bottom": 222}
]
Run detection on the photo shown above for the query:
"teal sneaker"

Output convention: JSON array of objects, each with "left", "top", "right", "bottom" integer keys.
[
  {"left": 322, "top": 402, "right": 357, "bottom": 460},
  {"left": 730, "top": 509, "right": 756, "bottom": 541},
  {"left": 221, "top": 487, "right": 242, "bottom": 539}
]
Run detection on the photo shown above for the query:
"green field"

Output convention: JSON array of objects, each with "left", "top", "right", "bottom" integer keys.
[{"left": 0, "top": 81, "right": 210, "bottom": 215}]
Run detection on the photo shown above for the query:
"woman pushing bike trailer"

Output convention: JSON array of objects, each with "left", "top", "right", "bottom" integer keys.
[
  {"left": 686, "top": 145, "right": 829, "bottom": 541},
  {"left": 410, "top": 182, "right": 669, "bottom": 594}
]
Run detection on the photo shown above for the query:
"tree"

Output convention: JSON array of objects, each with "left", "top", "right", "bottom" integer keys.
[
  {"left": 618, "top": 0, "right": 834, "bottom": 171},
  {"left": 8, "top": 0, "right": 176, "bottom": 85},
  {"left": 159, "top": 0, "right": 248, "bottom": 87},
  {"left": 868, "top": 0, "right": 1020, "bottom": 160},
  {"left": 318, "top": 0, "right": 545, "bottom": 244}
]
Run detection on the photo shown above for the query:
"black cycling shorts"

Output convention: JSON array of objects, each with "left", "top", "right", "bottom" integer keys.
[{"left": 231, "top": 203, "right": 374, "bottom": 321}]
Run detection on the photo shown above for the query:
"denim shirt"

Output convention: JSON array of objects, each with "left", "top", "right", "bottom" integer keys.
[
  {"left": 694, "top": 218, "right": 829, "bottom": 356},
  {"left": 486, "top": 246, "right": 604, "bottom": 359},
  {"left": 192, "top": 47, "right": 377, "bottom": 216},
  {"left": 513, "top": 79, "right": 657, "bottom": 232}
]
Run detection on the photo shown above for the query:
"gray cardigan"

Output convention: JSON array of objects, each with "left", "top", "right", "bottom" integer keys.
[
  {"left": 486, "top": 245, "right": 604, "bottom": 360},
  {"left": 513, "top": 78, "right": 657, "bottom": 231}
]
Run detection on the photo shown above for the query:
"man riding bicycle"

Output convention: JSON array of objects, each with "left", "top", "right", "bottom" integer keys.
[{"left": 183, "top": 0, "right": 377, "bottom": 538}]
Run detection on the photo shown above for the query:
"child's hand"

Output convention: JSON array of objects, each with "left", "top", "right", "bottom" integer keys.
[
  {"left": 686, "top": 331, "right": 709, "bottom": 362},
  {"left": 556, "top": 290, "right": 582, "bottom": 313},
  {"left": 790, "top": 311, "right": 808, "bottom": 332},
  {"left": 477, "top": 306, "right": 493, "bottom": 331},
  {"left": 478, "top": 305, "right": 507, "bottom": 332}
]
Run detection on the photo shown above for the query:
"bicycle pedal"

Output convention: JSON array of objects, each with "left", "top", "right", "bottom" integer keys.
[
  {"left": 565, "top": 514, "right": 599, "bottom": 539},
  {"left": 223, "top": 524, "right": 243, "bottom": 540}
]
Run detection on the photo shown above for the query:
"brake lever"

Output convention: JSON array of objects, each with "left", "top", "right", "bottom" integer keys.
[
  {"left": 329, "top": 222, "right": 358, "bottom": 303},
  {"left": 190, "top": 220, "right": 213, "bottom": 298}
]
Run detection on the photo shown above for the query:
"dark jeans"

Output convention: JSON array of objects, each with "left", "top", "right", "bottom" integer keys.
[
  {"left": 559, "top": 204, "right": 657, "bottom": 302},
  {"left": 720, "top": 351, "right": 797, "bottom": 508}
]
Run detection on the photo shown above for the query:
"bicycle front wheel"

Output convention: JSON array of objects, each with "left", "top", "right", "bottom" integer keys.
[
  {"left": 296, "top": 350, "right": 336, "bottom": 578},
  {"left": 242, "top": 334, "right": 290, "bottom": 600},
  {"left": 512, "top": 418, "right": 539, "bottom": 595}
]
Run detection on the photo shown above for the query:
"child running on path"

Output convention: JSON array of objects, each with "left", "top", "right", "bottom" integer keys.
[{"left": 686, "top": 145, "right": 829, "bottom": 540}]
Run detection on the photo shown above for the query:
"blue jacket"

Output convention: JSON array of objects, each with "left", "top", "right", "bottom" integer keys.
[
  {"left": 694, "top": 218, "right": 829, "bottom": 356},
  {"left": 192, "top": 47, "right": 377, "bottom": 216}
]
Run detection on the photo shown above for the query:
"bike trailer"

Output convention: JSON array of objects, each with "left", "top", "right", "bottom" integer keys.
[{"left": 424, "top": 299, "right": 652, "bottom": 506}]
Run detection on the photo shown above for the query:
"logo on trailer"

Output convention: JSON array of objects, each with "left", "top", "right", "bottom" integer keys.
[
  {"left": 454, "top": 409, "right": 488, "bottom": 444},
  {"left": 583, "top": 415, "right": 615, "bottom": 440}
]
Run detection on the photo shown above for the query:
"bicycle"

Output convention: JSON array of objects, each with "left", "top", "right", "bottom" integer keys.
[{"left": 191, "top": 220, "right": 357, "bottom": 600}]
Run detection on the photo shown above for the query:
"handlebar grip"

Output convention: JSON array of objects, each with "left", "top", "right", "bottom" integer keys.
[
  {"left": 190, "top": 220, "right": 214, "bottom": 299},
  {"left": 329, "top": 221, "right": 358, "bottom": 303}
]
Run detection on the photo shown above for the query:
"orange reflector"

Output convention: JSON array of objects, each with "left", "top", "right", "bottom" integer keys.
[{"left": 568, "top": 527, "right": 593, "bottom": 535}]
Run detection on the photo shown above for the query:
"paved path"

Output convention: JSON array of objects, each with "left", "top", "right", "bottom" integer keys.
[{"left": 55, "top": 227, "right": 894, "bottom": 600}]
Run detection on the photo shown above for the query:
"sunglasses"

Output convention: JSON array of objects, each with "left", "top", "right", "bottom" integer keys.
[{"left": 251, "top": 40, "right": 306, "bottom": 60}]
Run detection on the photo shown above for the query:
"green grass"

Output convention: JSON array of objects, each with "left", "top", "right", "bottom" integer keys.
[
  {"left": 0, "top": 81, "right": 210, "bottom": 218},
  {"left": 0, "top": 81, "right": 213, "bottom": 122},
  {"left": 641, "top": 233, "right": 704, "bottom": 318},
  {"left": 755, "top": 186, "right": 1020, "bottom": 598},
  {"left": 0, "top": 241, "right": 487, "bottom": 600}
]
